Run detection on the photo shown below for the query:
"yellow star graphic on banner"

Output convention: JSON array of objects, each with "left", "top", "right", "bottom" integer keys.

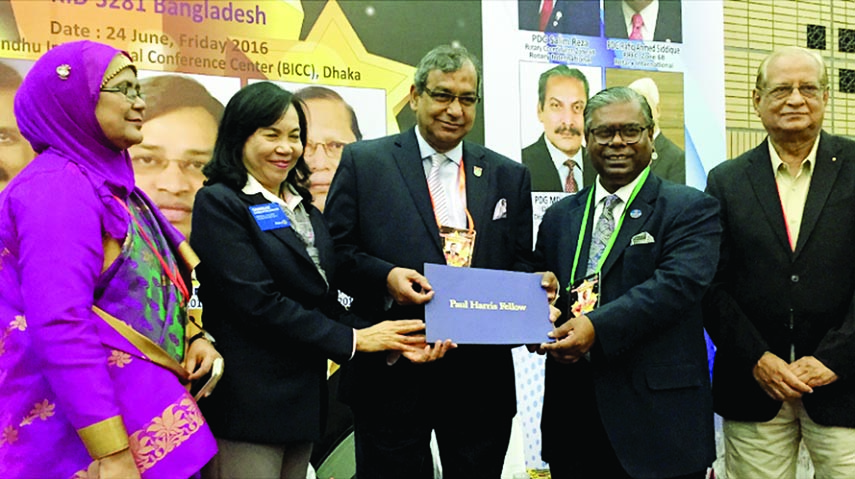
[{"left": 259, "top": 0, "right": 414, "bottom": 133}]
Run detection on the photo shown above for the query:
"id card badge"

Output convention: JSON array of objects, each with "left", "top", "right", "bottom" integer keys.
[
  {"left": 439, "top": 226, "right": 476, "bottom": 267},
  {"left": 249, "top": 203, "right": 290, "bottom": 231},
  {"left": 567, "top": 272, "right": 600, "bottom": 321}
]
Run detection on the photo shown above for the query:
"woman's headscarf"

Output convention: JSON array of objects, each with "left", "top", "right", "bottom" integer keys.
[{"left": 14, "top": 41, "right": 137, "bottom": 239}]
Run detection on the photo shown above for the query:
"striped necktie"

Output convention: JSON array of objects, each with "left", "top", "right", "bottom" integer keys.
[{"left": 427, "top": 153, "right": 451, "bottom": 225}]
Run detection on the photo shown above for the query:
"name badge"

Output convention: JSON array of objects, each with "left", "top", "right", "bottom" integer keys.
[{"left": 249, "top": 203, "right": 290, "bottom": 231}]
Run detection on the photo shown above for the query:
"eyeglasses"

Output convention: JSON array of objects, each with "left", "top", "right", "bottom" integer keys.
[
  {"left": 100, "top": 82, "right": 144, "bottom": 103},
  {"left": 762, "top": 83, "right": 826, "bottom": 101},
  {"left": 423, "top": 87, "right": 480, "bottom": 107},
  {"left": 589, "top": 124, "right": 649, "bottom": 145},
  {"left": 131, "top": 155, "right": 207, "bottom": 180},
  {"left": 305, "top": 140, "right": 350, "bottom": 158}
]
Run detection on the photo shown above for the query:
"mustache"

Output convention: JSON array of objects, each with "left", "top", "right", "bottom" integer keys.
[{"left": 554, "top": 125, "right": 582, "bottom": 136}]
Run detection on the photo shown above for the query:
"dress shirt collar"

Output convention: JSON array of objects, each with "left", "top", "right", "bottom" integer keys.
[
  {"left": 546, "top": 135, "right": 584, "bottom": 173},
  {"left": 622, "top": 0, "right": 659, "bottom": 41},
  {"left": 415, "top": 126, "right": 463, "bottom": 165},
  {"left": 593, "top": 166, "right": 647, "bottom": 207},
  {"left": 768, "top": 135, "right": 819, "bottom": 178},
  {"left": 242, "top": 174, "right": 303, "bottom": 211}
]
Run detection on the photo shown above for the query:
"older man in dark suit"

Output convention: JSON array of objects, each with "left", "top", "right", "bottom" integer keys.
[
  {"left": 535, "top": 87, "right": 719, "bottom": 478},
  {"left": 628, "top": 76, "right": 685, "bottom": 184},
  {"left": 325, "top": 45, "right": 535, "bottom": 479},
  {"left": 704, "top": 46, "right": 855, "bottom": 478},
  {"left": 523, "top": 65, "right": 597, "bottom": 192}
]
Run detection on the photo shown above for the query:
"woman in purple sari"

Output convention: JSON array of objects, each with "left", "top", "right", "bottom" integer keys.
[{"left": 0, "top": 41, "right": 220, "bottom": 478}]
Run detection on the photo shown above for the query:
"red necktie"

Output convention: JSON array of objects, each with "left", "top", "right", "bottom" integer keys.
[
  {"left": 630, "top": 13, "right": 644, "bottom": 40},
  {"left": 539, "top": 0, "right": 554, "bottom": 31},
  {"left": 564, "top": 159, "right": 578, "bottom": 193}
]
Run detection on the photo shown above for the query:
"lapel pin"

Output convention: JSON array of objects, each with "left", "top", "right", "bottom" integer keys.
[
  {"left": 473, "top": 166, "right": 483, "bottom": 177},
  {"left": 833, "top": 157, "right": 837, "bottom": 162},
  {"left": 629, "top": 209, "right": 642, "bottom": 219}
]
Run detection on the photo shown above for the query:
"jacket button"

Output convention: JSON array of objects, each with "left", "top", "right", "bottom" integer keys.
[{"left": 791, "top": 275, "right": 799, "bottom": 283}]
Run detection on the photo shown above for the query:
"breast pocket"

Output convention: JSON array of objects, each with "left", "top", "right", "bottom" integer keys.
[{"left": 621, "top": 242, "right": 658, "bottom": 283}]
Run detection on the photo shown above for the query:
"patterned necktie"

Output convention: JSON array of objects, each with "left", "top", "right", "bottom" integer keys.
[
  {"left": 427, "top": 153, "right": 451, "bottom": 226},
  {"left": 587, "top": 195, "right": 621, "bottom": 275},
  {"left": 539, "top": 0, "right": 554, "bottom": 31},
  {"left": 629, "top": 13, "right": 644, "bottom": 40},
  {"left": 564, "top": 159, "right": 579, "bottom": 193}
]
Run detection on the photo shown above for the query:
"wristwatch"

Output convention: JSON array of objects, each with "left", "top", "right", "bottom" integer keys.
[{"left": 189, "top": 330, "right": 216, "bottom": 347}]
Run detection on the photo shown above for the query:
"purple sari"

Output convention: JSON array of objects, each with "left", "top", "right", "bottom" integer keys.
[{"left": 0, "top": 41, "right": 215, "bottom": 478}]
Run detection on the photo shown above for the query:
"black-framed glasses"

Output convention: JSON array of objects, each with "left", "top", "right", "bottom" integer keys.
[
  {"left": 762, "top": 83, "right": 826, "bottom": 101},
  {"left": 305, "top": 140, "right": 349, "bottom": 158},
  {"left": 423, "top": 87, "right": 480, "bottom": 107},
  {"left": 100, "top": 82, "right": 144, "bottom": 103},
  {"left": 589, "top": 124, "right": 649, "bottom": 145}
]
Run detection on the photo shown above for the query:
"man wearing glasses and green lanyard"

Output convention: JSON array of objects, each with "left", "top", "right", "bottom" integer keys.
[{"left": 533, "top": 87, "right": 720, "bottom": 479}]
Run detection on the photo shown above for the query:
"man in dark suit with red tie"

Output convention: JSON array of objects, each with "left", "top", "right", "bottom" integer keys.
[
  {"left": 325, "top": 45, "right": 535, "bottom": 479},
  {"left": 534, "top": 87, "right": 719, "bottom": 478},
  {"left": 519, "top": 0, "right": 601, "bottom": 37},
  {"left": 604, "top": 0, "right": 683, "bottom": 43}
]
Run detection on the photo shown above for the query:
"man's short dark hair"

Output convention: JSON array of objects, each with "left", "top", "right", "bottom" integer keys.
[
  {"left": 139, "top": 74, "right": 224, "bottom": 124},
  {"left": 538, "top": 65, "right": 589, "bottom": 110},
  {"left": 293, "top": 86, "right": 363, "bottom": 141},
  {"left": 583, "top": 86, "right": 653, "bottom": 134},
  {"left": 0, "top": 61, "right": 22, "bottom": 90},
  {"left": 413, "top": 44, "right": 481, "bottom": 96}
]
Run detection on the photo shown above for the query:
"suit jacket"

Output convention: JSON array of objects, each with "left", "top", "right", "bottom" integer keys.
[
  {"left": 535, "top": 173, "right": 719, "bottom": 477},
  {"left": 604, "top": 0, "right": 683, "bottom": 43},
  {"left": 522, "top": 134, "right": 597, "bottom": 192},
  {"left": 325, "top": 128, "right": 534, "bottom": 422},
  {"left": 190, "top": 182, "right": 354, "bottom": 443},
  {"left": 518, "top": 0, "right": 601, "bottom": 36},
  {"left": 651, "top": 132, "right": 686, "bottom": 184},
  {"left": 704, "top": 132, "right": 855, "bottom": 427}
]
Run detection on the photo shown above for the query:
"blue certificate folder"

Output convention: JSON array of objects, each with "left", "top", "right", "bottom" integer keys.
[{"left": 424, "top": 263, "right": 549, "bottom": 344}]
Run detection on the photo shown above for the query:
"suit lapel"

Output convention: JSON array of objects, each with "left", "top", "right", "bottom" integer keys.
[
  {"left": 393, "top": 130, "right": 443, "bottom": 251},
  {"left": 794, "top": 132, "right": 841, "bottom": 258},
  {"left": 582, "top": 147, "right": 598, "bottom": 187},
  {"left": 309, "top": 209, "right": 334, "bottom": 276},
  {"left": 535, "top": 135, "right": 562, "bottom": 191},
  {"left": 238, "top": 191, "right": 321, "bottom": 275},
  {"left": 599, "top": 175, "right": 658, "bottom": 278},
  {"left": 567, "top": 189, "right": 592, "bottom": 285},
  {"left": 746, "top": 140, "right": 800, "bottom": 253},
  {"left": 464, "top": 143, "right": 489, "bottom": 235}
]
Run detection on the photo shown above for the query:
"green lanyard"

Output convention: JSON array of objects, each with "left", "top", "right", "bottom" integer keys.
[{"left": 568, "top": 167, "right": 650, "bottom": 288}]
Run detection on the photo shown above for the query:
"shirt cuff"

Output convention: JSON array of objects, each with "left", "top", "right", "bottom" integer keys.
[{"left": 351, "top": 329, "right": 357, "bottom": 360}]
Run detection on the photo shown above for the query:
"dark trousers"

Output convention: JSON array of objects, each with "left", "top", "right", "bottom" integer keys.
[
  {"left": 353, "top": 407, "right": 512, "bottom": 479},
  {"left": 548, "top": 432, "right": 707, "bottom": 479}
]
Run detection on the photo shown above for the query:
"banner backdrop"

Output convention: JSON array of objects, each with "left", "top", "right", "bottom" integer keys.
[{"left": 0, "top": 0, "right": 725, "bottom": 473}]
